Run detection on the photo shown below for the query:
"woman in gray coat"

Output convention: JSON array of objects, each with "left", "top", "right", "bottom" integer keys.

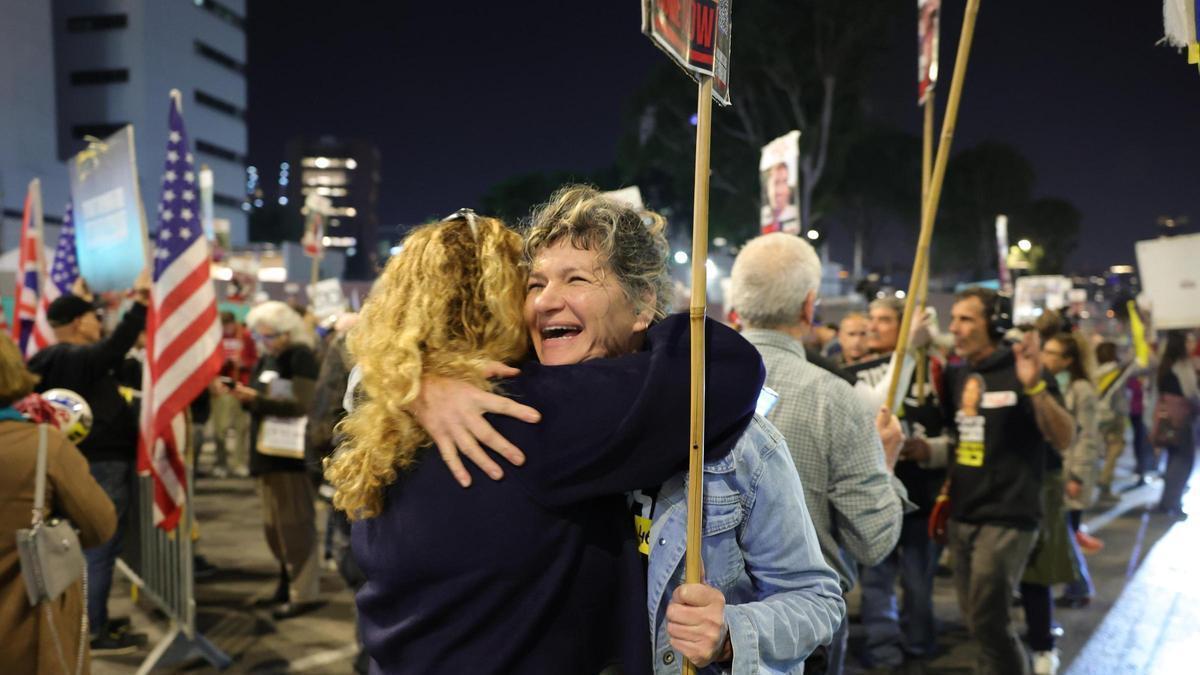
[{"left": 1042, "top": 332, "right": 1100, "bottom": 607}]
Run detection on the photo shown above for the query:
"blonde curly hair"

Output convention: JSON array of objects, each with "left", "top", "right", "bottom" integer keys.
[{"left": 324, "top": 214, "right": 529, "bottom": 519}]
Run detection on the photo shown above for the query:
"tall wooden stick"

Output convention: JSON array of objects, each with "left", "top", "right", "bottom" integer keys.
[
  {"left": 915, "top": 96, "right": 935, "bottom": 405},
  {"left": 886, "top": 0, "right": 982, "bottom": 409},
  {"left": 683, "top": 75, "right": 714, "bottom": 675}
]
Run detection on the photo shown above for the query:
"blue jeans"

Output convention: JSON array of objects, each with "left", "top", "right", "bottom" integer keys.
[
  {"left": 860, "top": 514, "right": 941, "bottom": 666},
  {"left": 84, "top": 460, "right": 132, "bottom": 634},
  {"left": 1131, "top": 413, "right": 1155, "bottom": 476},
  {"left": 1159, "top": 441, "right": 1196, "bottom": 513}
]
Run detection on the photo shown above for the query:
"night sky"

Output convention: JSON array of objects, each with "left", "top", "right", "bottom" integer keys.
[{"left": 247, "top": 2, "right": 1200, "bottom": 273}]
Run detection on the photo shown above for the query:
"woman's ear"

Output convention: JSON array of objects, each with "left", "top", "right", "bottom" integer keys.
[{"left": 632, "top": 295, "right": 656, "bottom": 333}]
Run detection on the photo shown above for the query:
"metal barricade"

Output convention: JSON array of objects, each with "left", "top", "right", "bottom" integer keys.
[{"left": 116, "top": 461, "right": 230, "bottom": 673}]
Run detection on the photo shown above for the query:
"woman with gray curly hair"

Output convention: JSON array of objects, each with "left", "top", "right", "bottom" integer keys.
[
  {"left": 415, "top": 186, "right": 842, "bottom": 672},
  {"left": 223, "top": 300, "right": 321, "bottom": 620}
]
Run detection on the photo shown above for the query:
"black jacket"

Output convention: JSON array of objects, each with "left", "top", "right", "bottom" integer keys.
[
  {"left": 28, "top": 303, "right": 147, "bottom": 464},
  {"left": 352, "top": 315, "right": 764, "bottom": 675},
  {"left": 943, "top": 347, "right": 1060, "bottom": 530}
]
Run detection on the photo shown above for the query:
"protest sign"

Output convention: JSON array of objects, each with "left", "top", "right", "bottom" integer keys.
[
  {"left": 1013, "top": 275, "right": 1074, "bottom": 326},
  {"left": 641, "top": 0, "right": 732, "bottom": 105},
  {"left": 601, "top": 186, "right": 645, "bottom": 210},
  {"left": 918, "top": 0, "right": 942, "bottom": 104},
  {"left": 1136, "top": 233, "right": 1200, "bottom": 329},
  {"left": 307, "top": 277, "right": 348, "bottom": 322},
  {"left": 199, "top": 165, "right": 215, "bottom": 240},
  {"left": 68, "top": 125, "right": 148, "bottom": 291},
  {"left": 759, "top": 130, "right": 801, "bottom": 235},
  {"left": 995, "top": 214, "right": 1012, "bottom": 293}
]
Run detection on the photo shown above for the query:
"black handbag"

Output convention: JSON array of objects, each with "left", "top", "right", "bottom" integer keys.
[{"left": 14, "top": 424, "right": 87, "bottom": 674}]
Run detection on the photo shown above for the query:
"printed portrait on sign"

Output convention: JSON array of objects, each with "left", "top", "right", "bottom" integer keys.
[{"left": 758, "top": 130, "right": 801, "bottom": 235}]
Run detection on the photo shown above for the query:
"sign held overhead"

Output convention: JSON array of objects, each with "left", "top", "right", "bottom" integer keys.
[{"left": 641, "top": 0, "right": 733, "bottom": 105}]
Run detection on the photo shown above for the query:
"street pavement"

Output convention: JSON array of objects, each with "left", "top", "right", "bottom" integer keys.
[{"left": 95, "top": 445, "right": 1197, "bottom": 674}]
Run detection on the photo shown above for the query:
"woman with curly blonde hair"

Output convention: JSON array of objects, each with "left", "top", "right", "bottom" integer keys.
[
  {"left": 328, "top": 206, "right": 765, "bottom": 674},
  {"left": 325, "top": 211, "right": 529, "bottom": 519}
]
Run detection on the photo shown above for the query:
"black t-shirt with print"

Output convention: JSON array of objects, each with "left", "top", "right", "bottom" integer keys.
[{"left": 942, "top": 346, "right": 1060, "bottom": 531}]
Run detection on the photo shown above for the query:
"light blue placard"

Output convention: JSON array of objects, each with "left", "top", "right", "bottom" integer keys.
[{"left": 68, "top": 125, "right": 148, "bottom": 292}]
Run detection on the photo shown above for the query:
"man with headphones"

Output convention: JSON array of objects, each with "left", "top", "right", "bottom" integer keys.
[{"left": 905, "top": 287, "right": 1075, "bottom": 675}]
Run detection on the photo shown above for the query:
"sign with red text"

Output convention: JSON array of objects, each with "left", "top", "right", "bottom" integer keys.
[
  {"left": 642, "top": 0, "right": 732, "bottom": 105},
  {"left": 918, "top": 0, "right": 941, "bottom": 105}
]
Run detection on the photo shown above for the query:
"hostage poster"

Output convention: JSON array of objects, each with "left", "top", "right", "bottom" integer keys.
[
  {"left": 759, "top": 130, "right": 801, "bottom": 235},
  {"left": 918, "top": 0, "right": 941, "bottom": 105}
]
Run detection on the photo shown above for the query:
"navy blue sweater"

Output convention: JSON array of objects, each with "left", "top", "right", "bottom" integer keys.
[{"left": 352, "top": 315, "right": 763, "bottom": 674}]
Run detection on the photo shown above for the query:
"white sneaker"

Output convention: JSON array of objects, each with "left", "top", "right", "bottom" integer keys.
[{"left": 1033, "top": 649, "right": 1060, "bottom": 675}]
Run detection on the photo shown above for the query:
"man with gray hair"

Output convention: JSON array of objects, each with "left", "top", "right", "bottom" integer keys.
[{"left": 729, "top": 233, "right": 910, "bottom": 675}]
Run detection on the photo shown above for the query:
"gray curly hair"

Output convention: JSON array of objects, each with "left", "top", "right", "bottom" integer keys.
[{"left": 524, "top": 185, "right": 671, "bottom": 320}]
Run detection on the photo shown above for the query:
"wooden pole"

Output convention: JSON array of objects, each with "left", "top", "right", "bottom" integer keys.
[
  {"left": 915, "top": 95, "right": 935, "bottom": 405},
  {"left": 886, "top": 0, "right": 982, "bottom": 410},
  {"left": 683, "top": 75, "right": 714, "bottom": 675}
]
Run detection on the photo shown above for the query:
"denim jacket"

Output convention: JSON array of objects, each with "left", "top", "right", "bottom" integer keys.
[{"left": 647, "top": 415, "right": 846, "bottom": 674}]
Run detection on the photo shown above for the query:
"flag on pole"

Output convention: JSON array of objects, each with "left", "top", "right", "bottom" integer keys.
[
  {"left": 12, "top": 180, "right": 45, "bottom": 356},
  {"left": 27, "top": 203, "right": 81, "bottom": 357},
  {"left": 138, "top": 91, "right": 223, "bottom": 531},
  {"left": 918, "top": 0, "right": 942, "bottom": 105},
  {"left": 1163, "top": 0, "right": 1199, "bottom": 69}
]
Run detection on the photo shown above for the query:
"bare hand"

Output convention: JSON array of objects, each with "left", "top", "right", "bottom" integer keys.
[
  {"left": 230, "top": 384, "right": 257, "bottom": 403},
  {"left": 208, "top": 378, "right": 230, "bottom": 396},
  {"left": 1065, "top": 479, "right": 1082, "bottom": 500},
  {"left": 1013, "top": 331, "right": 1043, "bottom": 389},
  {"left": 71, "top": 276, "right": 95, "bottom": 302},
  {"left": 130, "top": 269, "right": 152, "bottom": 305},
  {"left": 900, "top": 437, "right": 932, "bottom": 463},
  {"left": 410, "top": 363, "right": 541, "bottom": 488},
  {"left": 909, "top": 308, "right": 934, "bottom": 350},
  {"left": 666, "top": 583, "right": 729, "bottom": 668},
  {"left": 876, "top": 406, "right": 904, "bottom": 472}
]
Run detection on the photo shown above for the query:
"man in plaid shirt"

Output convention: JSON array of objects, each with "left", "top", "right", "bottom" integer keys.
[{"left": 729, "top": 233, "right": 910, "bottom": 675}]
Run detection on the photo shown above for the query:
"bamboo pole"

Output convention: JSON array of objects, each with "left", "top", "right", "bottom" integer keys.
[
  {"left": 886, "top": 0, "right": 982, "bottom": 410},
  {"left": 915, "top": 96, "right": 935, "bottom": 405},
  {"left": 682, "top": 75, "right": 714, "bottom": 675}
]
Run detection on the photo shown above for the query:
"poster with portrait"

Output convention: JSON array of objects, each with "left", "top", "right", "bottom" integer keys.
[
  {"left": 955, "top": 373, "right": 986, "bottom": 467},
  {"left": 759, "top": 130, "right": 801, "bottom": 235},
  {"left": 67, "top": 125, "right": 149, "bottom": 292},
  {"left": 918, "top": 0, "right": 941, "bottom": 105}
]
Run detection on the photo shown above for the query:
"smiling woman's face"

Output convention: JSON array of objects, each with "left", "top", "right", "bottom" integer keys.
[{"left": 523, "top": 240, "right": 652, "bottom": 366}]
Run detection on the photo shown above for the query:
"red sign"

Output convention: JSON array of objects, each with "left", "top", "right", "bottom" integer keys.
[
  {"left": 917, "top": 0, "right": 941, "bottom": 105},
  {"left": 642, "top": 0, "right": 732, "bottom": 105}
]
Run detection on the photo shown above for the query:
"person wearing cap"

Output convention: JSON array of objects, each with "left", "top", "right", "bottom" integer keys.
[{"left": 27, "top": 275, "right": 150, "bottom": 655}]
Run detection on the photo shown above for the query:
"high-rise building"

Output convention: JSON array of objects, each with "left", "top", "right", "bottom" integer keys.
[
  {"left": 283, "top": 136, "right": 381, "bottom": 280},
  {"left": 0, "top": 0, "right": 249, "bottom": 250}
]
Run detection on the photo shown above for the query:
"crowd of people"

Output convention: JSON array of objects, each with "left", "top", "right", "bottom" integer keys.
[{"left": 1, "top": 184, "right": 1197, "bottom": 674}]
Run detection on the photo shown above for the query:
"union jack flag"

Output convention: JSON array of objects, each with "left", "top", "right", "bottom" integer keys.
[
  {"left": 11, "top": 180, "right": 44, "bottom": 356},
  {"left": 138, "top": 92, "right": 223, "bottom": 531},
  {"left": 27, "top": 203, "right": 81, "bottom": 357}
]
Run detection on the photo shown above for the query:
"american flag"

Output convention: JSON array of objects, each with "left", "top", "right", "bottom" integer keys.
[
  {"left": 138, "top": 92, "right": 223, "bottom": 531},
  {"left": 11, "top": 180, "right": 45, "bottom": 356},
  {"left": 27, "top": 203, "right": 80, "bottom": 357}
]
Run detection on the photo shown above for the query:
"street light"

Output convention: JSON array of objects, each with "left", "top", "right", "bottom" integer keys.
[
  {"left": 806, "top": 229, "right": 820, "bottom": 241},
  {"left": 673, "top": 250, "right": 689, "bottom": 265},
  {"left": 1017, "top": 238, "right": 1032, "bottom": 252}
]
